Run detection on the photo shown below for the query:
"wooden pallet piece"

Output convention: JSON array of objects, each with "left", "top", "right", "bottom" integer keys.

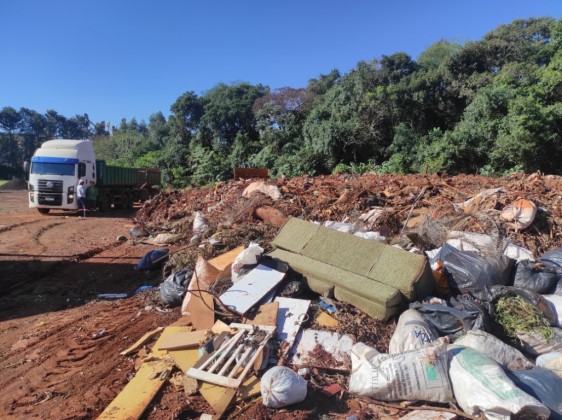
[{"left": 187, "top": 324, "right": 275, "bottom": 389}]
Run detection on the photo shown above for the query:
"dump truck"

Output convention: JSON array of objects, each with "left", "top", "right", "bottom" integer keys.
[{"left": 26, "top": 139, "right": 161, "bottom": 214}]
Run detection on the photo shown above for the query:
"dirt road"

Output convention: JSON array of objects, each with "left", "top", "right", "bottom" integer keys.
[{"left": 0, "top": 190, "right": 181, "bottom": 418}]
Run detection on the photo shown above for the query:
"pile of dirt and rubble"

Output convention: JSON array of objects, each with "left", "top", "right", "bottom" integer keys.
[
  {"left": 0, "top": 177, "right": 28, "bottom": 190},
  {"left": 3, "top": 172, "right": 562, "bottom": 419},
  {"left": 99, "top": 171, "right": 562, "bottom": 420}
]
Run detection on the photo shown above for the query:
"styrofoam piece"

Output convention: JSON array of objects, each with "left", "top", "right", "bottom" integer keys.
[
  {"left": 219, "top": 264, "right": 285, "bottom": 315},
  {"left": 274, "top": 297, "right": 311, "bottom": 349}
]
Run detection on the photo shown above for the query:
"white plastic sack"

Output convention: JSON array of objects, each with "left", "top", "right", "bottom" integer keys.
[
  {"left": 353, "top": 231, "right": 387, "bottom": 243},
  {"left": 190, "top": 211, "right": 209, "bottom": 245},
  {"left": 544, "top": 295, "right": 562, "bottom": 327},
  {"left": 231, "top": 242, "right": 264, "bottom": 283},
  {"left": 349, "top": 337, "right": 453, "bottom": 403},
  {"left": 454, "top": 330, "right": 534, "bottom": 371},
  {"left": 388, "top": 309, "right": 438, "bottom": 354},
  {"left": 517, "top": 327, "right": 562, "bottom": 357},
  {"left": 536, "top": 352, "right": 562, "bottom": 379},
  {"left": 261, "top": 366, "right": 307, "bottom": 408},
  {"left": 448, "top": 346, "right": 550, "bottom": 419}
]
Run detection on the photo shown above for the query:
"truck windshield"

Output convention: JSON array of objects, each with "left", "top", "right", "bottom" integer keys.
[{"left": 31, "top": 162, "right": 75, "bottom": 176}]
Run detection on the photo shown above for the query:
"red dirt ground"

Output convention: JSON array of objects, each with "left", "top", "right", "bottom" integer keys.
[{"left": 1, "top": 171, "right": 561, "bottom": 419}]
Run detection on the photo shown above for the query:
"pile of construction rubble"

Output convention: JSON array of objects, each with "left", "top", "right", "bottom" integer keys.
[{"left": 100, "top": 172, "right": 562, "bottom": 419}]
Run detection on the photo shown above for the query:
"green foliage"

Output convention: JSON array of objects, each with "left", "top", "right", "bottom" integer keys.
[{"left": 3, "top": 17, "right": 562, "bottom": 181}]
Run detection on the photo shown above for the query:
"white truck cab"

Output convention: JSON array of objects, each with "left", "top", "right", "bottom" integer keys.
[{"left": 28, "top": 139, "right": 97, "bottom": 213}]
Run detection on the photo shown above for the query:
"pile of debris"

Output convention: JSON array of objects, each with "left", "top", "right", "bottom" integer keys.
[{"left": 100, "top": 172, "right": 562, "bottom": 419}]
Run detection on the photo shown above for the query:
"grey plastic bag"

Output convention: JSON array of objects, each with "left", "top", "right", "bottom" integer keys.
[{"left": 160, "top": 269, "right": 192, "bottom": 306}]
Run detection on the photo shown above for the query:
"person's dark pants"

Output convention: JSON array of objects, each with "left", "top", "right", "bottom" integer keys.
[
  {"left": 88, "top": 199, "right": 97, "bottom": 210},
  {"left": 78, "top": 197, "right": 88, "bottom": 212}
]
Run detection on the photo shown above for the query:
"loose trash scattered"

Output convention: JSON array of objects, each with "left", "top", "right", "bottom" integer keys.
[
  {"left": 159, "top": 269, "right": 192, "bottom": 306},
  {"left": 135, "top": 248, "right": 169, "bottom": 271}
]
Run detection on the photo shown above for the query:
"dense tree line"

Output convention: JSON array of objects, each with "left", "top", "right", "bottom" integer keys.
[{"left": 2, "top": 17, "right": 561, "bottom": 185}]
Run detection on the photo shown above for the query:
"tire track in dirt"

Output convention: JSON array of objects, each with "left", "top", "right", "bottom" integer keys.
[{"left": 0, "top": 295, "right": 178, "bottom": 418}]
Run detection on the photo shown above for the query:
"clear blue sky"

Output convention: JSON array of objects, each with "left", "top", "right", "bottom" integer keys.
[{"left": 1, "top": 1, "right": 560, "bottom": 128}]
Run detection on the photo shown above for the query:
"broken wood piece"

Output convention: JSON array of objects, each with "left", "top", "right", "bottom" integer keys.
[
  {"left": 211, "top": 319, "right": 231, "bottom": 334},
  {"left": 98, "top": 326, "right": 179, "bottom": 419},
  {"left": 188, "top": 324, "right": 275, "bottom": 389},
  {"left": 316, "top": 311, "right": 339, "bottom": 328},
  {"left": 219, "top": 264, "right": 286, "bottom": 315},
  {"left": 187, "top": 288, "right": 215, "bottom": 329},
  {"left": 158, "top": 329, "right": 211, "bottom": 351},
  {"left": 168, "top": 348, "right": 200, "bottom": 372},
  {"left": 170, "top": 316, "right": 192, "bottom": 327},
  {"left": 120, "top": 326, "right": 164, "bottom": 356},
  {"left": 244, "top": 301, "right": 279, "bottom": 327},
  {"left": 199, "top": 374, "right": 260, "bottom": 416},
  {"left": 208, "top": 245, "right": 245, "bottom": 271}
]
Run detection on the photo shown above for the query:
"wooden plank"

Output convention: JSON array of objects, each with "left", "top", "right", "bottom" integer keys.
[
  {"left": 208, "top": 246, "right": 245, "bottom": 271},
  {"left": 158, "top": 329, "right": 211, "bottom": 351},
  {"left": 199, "top": 383, "right": 237, "bottom": 416},
  {"left": 98, "top": 326, "right": 180, "bottom": 419},
  {"left": 211, "top": 319, "right": 231, "bottom": 334},
  {"left": 168, "top": 348, "right": 200, "bottom": 372},
  {"left": 120, "top": 326, "right": 164, "bottom": 356},
  {"left": 291, "top": 329, "right": 353, "bottom": 372},
  {"left": 274, "top": 297, "right": 311, "bottom": 348},
  {"left": 170, "top": 316, "right": 192, "bottom": 327},
  {"left": 187, "top": 290, "right": 215, "bottom": 330},
  {"left": 199, "top": 374, "right": 261, "bottom": 416},
  {"left": 188, "top": 369, "right": 241, "bottom": 388},
  {"left": 244, "top": 302, "right": 279, "bottom": 327},
  {"left": 220, "top": 264, "right": 285, "bottom": 315}
]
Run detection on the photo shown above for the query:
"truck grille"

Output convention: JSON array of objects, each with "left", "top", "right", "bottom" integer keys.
[
  {"left": 37, "top": 179, "right": 64, "bottom": 206},
  {"left": 38, "top": 179, "right": 63, "bottom": 193},
  {"left": 38, "top": 194, "right": 63, "bottom": 205}
]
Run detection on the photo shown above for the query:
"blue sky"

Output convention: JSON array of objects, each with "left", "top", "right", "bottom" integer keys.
[{"left": 1, "top": 1, "right": 560, "bottom": 128}]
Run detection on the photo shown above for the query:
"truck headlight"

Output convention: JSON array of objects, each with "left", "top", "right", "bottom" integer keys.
[
  {"left": 67, "top": 186, "right": 74, "bottom": 204},
  {"left": 30, "top": 192, "right": 34, "bottom": 203}
]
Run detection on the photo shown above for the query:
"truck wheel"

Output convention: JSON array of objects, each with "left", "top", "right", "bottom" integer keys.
[
  {"left": 139, "top": 189, "right": 150, "bottom": 202},
  {"left": 127, "top": 193, "right": 135, "bottom": 209},
  {"left": 100, "top": 194, "right": 111, "bottom": 212},
  {"left": 37, "top": 208, "right": 50, "bottom": 214}
]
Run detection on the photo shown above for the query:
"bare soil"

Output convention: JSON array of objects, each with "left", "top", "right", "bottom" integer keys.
[
  {"left": 0, "top": 190, "right": 182, "bottom": 419},
  {"left": 1, "top": 172, "right": 561, "bottom": 420}
]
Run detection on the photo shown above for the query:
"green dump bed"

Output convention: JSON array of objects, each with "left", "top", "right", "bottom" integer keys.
[{"left": 96, "top": 160, "right": 138, "bottom": 187}]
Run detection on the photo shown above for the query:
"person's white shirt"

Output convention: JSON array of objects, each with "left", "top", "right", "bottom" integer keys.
[{"left": 77, "top": 183, "right": 87, "bottom": 198}]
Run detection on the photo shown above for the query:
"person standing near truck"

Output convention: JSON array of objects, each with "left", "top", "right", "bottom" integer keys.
[
  {"left": 86, "top": 180, "right": 99, "bottom": 211},
  {"left": 77, "top": 179, "right": 88, "bottom": 217}
]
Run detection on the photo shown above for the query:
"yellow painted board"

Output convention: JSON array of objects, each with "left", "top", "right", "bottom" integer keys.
[
  {"left": 316, "top": 311, "right": 339, "bottom": 327},
  {"left": 98, "top": 326, "right": 188, "bottom": 419},
  {"left": 208, "top": 246, "right": 244, "bottom": 271},
  {"left": 168, "top": 348, "right": 200, "bottom": 372},
  {"left": 199, "top": 375, "right": 261, "bottom": 416}
]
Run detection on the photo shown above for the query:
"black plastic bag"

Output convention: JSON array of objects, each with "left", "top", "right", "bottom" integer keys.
[
  {"left": 489, "top": 285, "right": 557, "bottom": 326},
  {"left": 160, "top": 269, "right": 192, "bottom": 306},
  {"left": 433, "top": 244, "right": 515, "bottom": 296},
  {"left": 513, "top": 260, "right": 559, "bottom": 294},
  {"left": 541, "top": 247, "right": 562, "bottom": 270},
  {"left": 507, "top": 367, "right": 562, "bottom": 419},
  {"left": 410, "top": 297, "right": 489, "bottom": 339},
  {"left": 135, "top": 248, "right": 169, "bottom": 271}
]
